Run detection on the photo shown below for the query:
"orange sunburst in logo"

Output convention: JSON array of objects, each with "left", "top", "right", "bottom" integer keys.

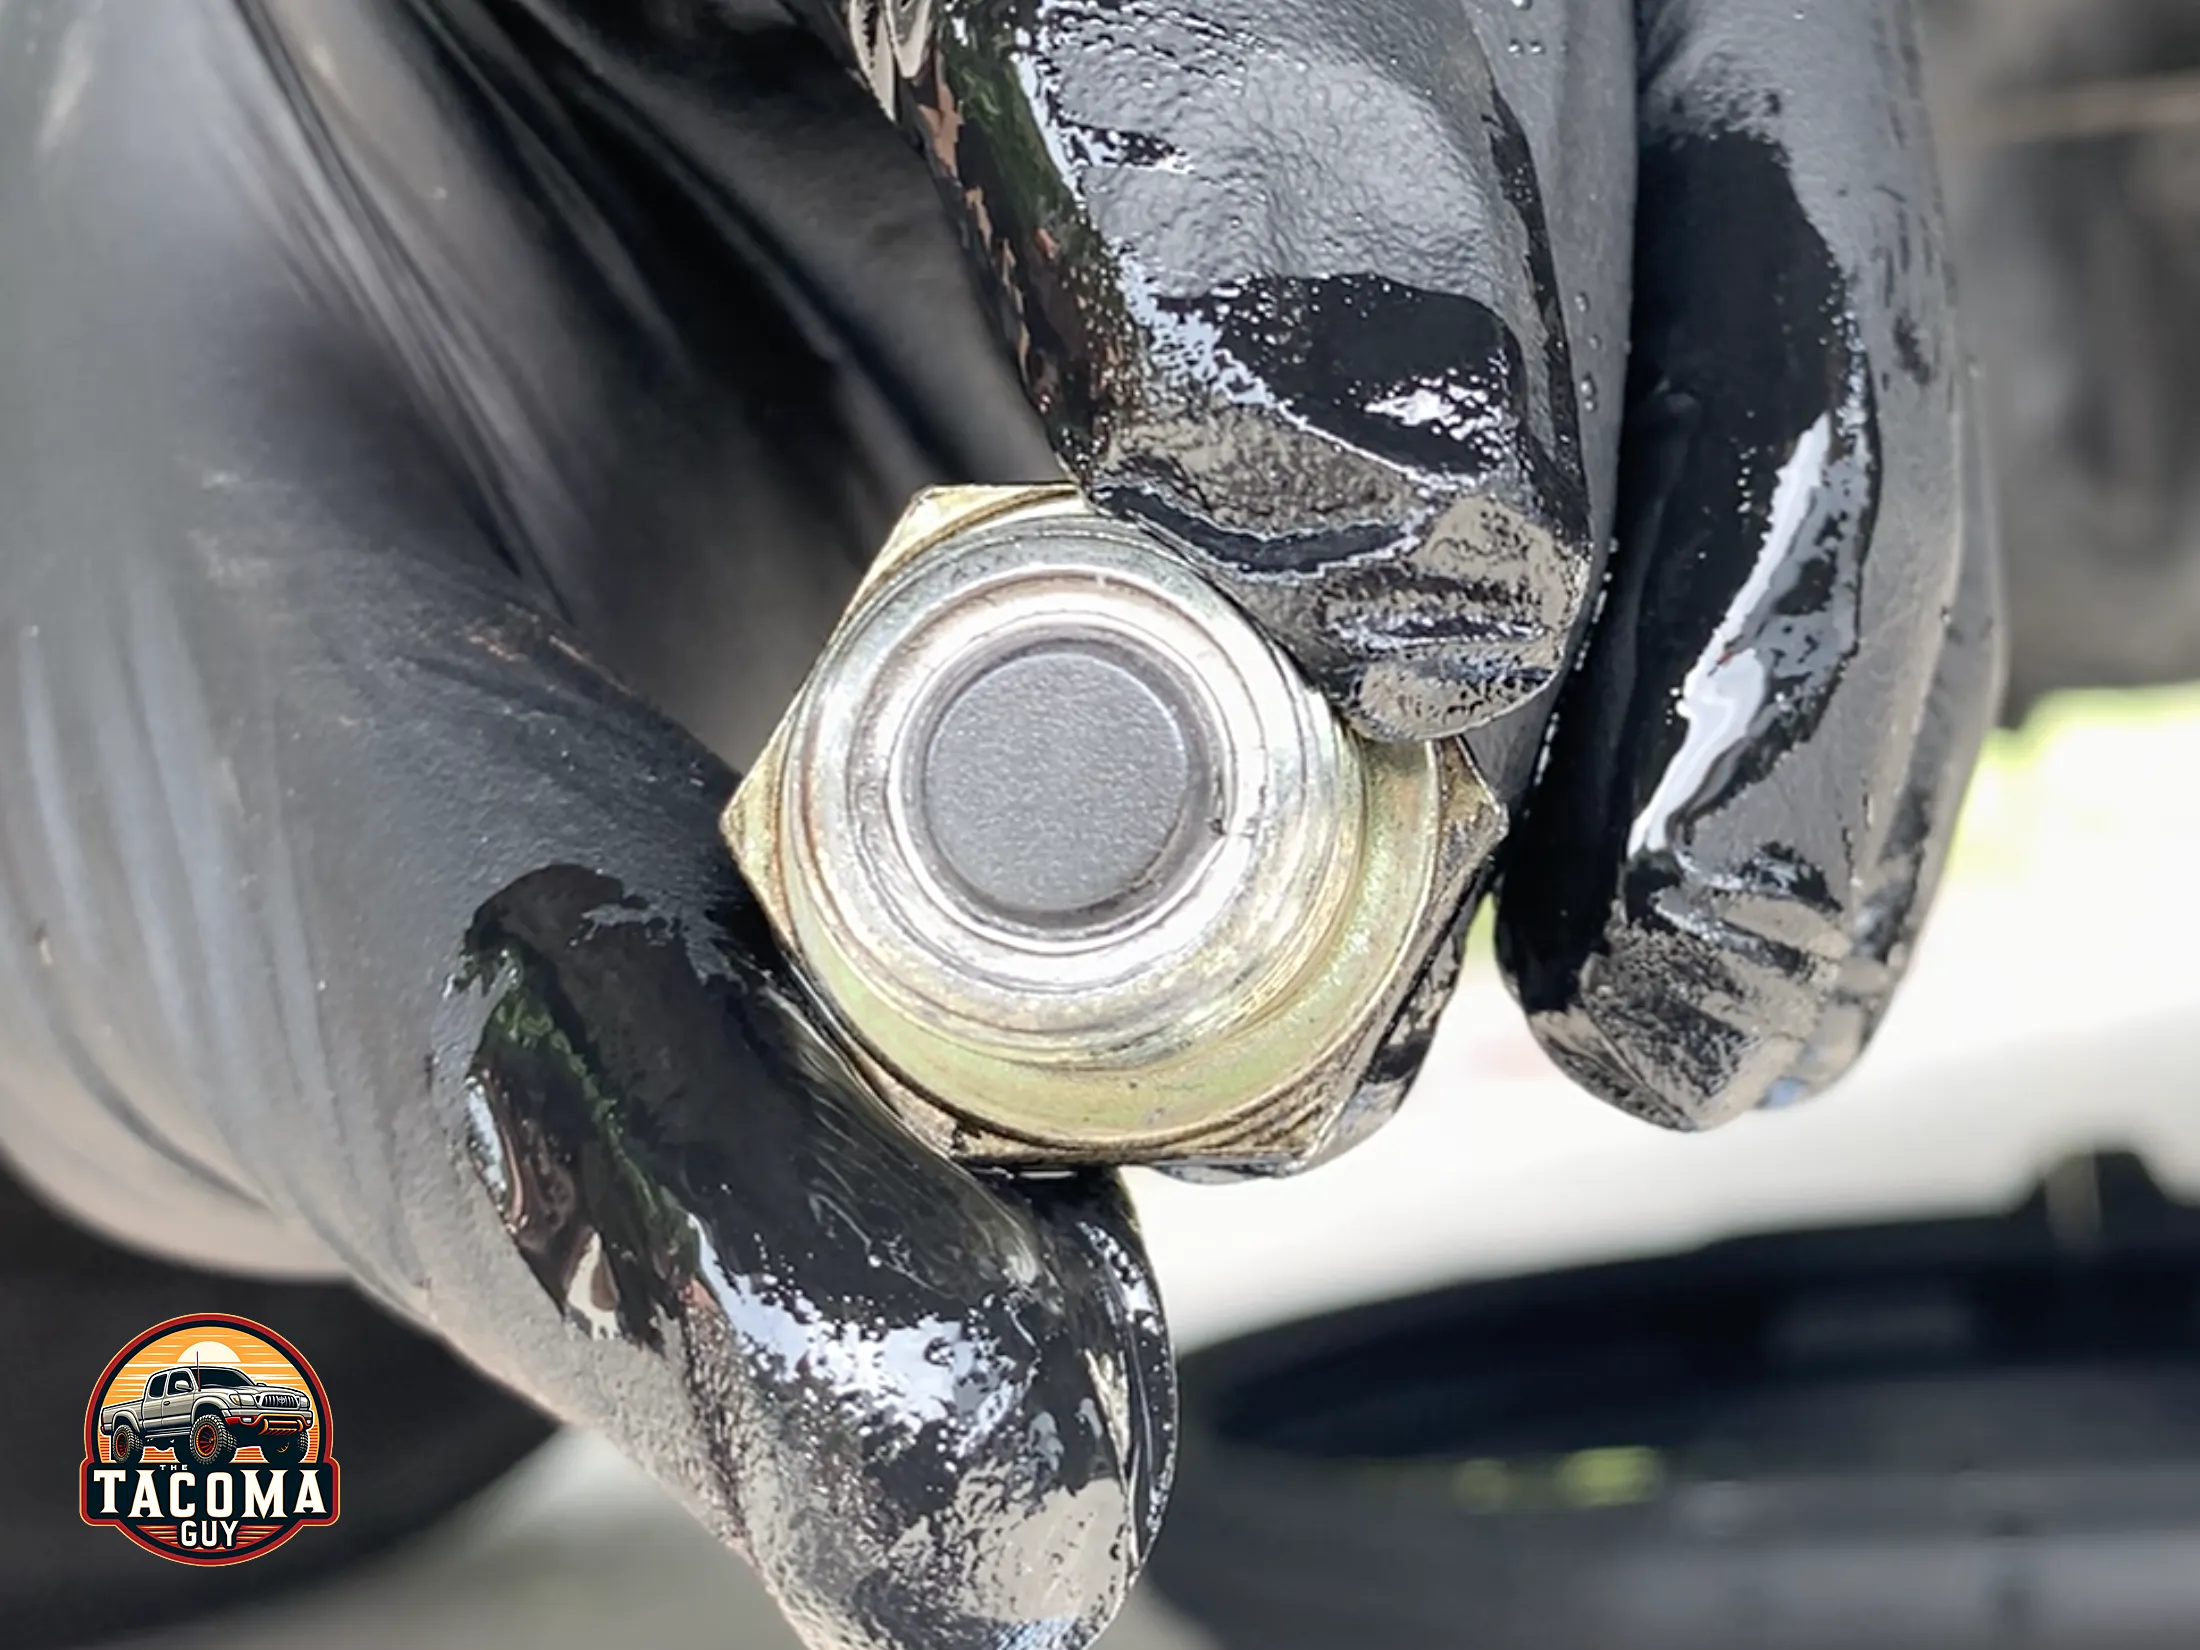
[{"left": 80, "top": 1313, "right": 340, "bottom": 1565}]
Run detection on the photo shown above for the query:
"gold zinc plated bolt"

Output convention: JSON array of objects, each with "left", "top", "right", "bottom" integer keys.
[{"left": 723, "top": 485, "right": 1504, "bottom": 1173}]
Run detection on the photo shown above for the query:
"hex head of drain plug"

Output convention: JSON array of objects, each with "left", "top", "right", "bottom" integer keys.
[{"left": 723, "top": 485, "right": 1503, "bottom": 1174}]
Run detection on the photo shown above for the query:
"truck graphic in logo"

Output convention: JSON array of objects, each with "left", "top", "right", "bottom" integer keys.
[{"left": 80, "top": 1313, "right": 340, "bottom": 1564}]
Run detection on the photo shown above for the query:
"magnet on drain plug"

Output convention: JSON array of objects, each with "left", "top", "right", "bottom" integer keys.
[{"left": 723, "top": 485, "right": 1502, "bottom": 1173}]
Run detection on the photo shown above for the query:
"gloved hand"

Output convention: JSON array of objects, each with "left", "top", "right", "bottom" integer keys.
[
  {"left": 0, "top": 6, "right": 1993, "bottom": 1650},
  {"left": 802, "top": 0, "right": 2000, "bottom": 1127}
]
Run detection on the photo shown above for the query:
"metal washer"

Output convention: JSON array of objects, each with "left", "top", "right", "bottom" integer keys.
[{"left": 777, "top": 511, "right": 1358, "bottom": 1071}]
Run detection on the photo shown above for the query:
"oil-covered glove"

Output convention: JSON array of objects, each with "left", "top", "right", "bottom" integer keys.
[
  {"left": 0, "top": 5, "right": 1993, "bottom": 1650},
  {"left": 1499, "top": 2, "right": 2003, "bottom": 1123},
  {"left": 803, "top": 0, "right": 2001, "bottom": 1127},
  {"left": 0, "top": 6, "right": 1164, "bottom": 1649}
]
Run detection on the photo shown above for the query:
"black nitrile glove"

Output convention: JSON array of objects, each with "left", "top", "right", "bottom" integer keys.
[
  {"left": 794, "top": 0, "right": 2000, "bottom": 1127},
  {"left": 0, "top": 5, "right": 1994, "bottom": 1650}
]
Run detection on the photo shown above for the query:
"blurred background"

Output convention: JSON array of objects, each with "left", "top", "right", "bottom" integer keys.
[{"left": 20, "top": 0, "right": 2200, "bottom": 1645}]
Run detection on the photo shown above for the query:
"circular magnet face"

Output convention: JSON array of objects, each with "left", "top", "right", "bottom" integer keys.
[
  {"left": 910, "top": 636, "right": 1217, "bottom": 928},
  {"left": 776, "top": 507, "right": 1362, "bottom": 1079}
]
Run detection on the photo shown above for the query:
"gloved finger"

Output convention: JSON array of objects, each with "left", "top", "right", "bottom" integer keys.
[
  {"left": 1495, "top": 1, "right": 2005, "bottom": 1126},
  {"left": 0, "top": 6, "right": 1171, "bottom": 1648},
  {"left": 788, "top": 0, "right": 1637, "bottom": 759}
]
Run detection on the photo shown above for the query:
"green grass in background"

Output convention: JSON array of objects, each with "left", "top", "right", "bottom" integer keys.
[{"left": 1954, "top": 682, "right": 2200, "bottom": 887}]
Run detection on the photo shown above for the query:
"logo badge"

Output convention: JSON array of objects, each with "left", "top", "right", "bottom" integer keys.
[{"left": 80, "top": 1313, "right": 341, "bottom": 1564}]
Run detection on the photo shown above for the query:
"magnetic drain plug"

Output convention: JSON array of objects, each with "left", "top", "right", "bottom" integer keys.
[{"left": 724, "top": 485, "right": 1501, "bottom": 1172}]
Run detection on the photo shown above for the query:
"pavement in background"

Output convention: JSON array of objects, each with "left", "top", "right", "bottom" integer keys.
[{"left": 112, "top": 1431, "right": 1214, "bottom": 1650}]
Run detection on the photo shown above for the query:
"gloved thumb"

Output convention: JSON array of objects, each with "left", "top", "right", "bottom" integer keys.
[{"left": 0, "top": 5, "right": 1172, "bottom": 1646}]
